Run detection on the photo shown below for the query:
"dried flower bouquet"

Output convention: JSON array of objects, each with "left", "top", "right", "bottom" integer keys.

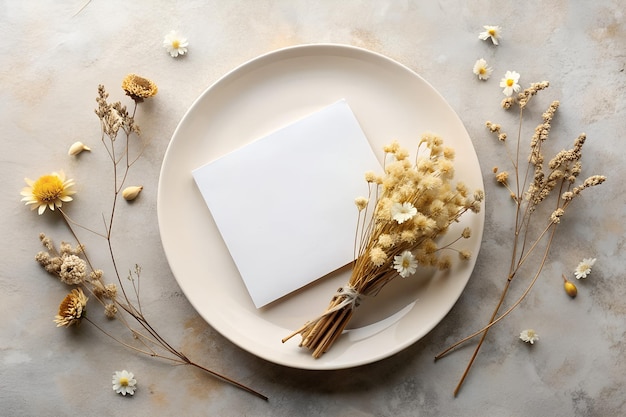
[{"left": 283, "top": 135, "right": 484, "bottom": 357}]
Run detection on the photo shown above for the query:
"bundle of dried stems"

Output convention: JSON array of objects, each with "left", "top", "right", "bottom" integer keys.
[{"left": 283, "top": 135, "right": 483, "bottom": 357}]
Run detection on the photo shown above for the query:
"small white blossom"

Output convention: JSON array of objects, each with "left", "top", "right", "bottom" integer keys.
[
  {"left": 519, "top": 329, "right": 539, "bottom": 344},
  {"left": 163, "top": 30, "right": 189, "bottom": 57},
  {"left": 478, "top": 25, "right": 502, "bottom": 45},
  {"left": 393, "top": 250, "right": 418, "bottom": 278},
  {"left": 472, "top": 58, "right": 493, "bottom": 80},
  {"left": 499, "top": 71, "right": 521, "bottom": 96},
  {"left": 112, "top": 370, "right": 137, "bottom": 396},
  {"left": 574, "top": 258, "right": 596, "bottom": 279},
  {"left": 391, "top": 202, "right": 417, "bottom": 224}
]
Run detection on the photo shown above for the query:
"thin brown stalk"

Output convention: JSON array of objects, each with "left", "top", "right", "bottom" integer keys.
[
  {"left": 58, "top": 208, "right": 107, "bottom": 239},
  {"left": 435, "top": 223, "right": 557, "bottom": 361},
  {"left": 85, "top": 317, "right": 268, "bottom": 401},
  {"left": 436, "top": 92, "right": 561, "bottom": 395},
  {"left": 187, "top": 362, "right": 268, "bottom": 401},
  {"left": 441, "top": 224, "right": 557, "bottom": 396},
  {"left": 44, "top": 88, "right": 268, "bottom": 400}
]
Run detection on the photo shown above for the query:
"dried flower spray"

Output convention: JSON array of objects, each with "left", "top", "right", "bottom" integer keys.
[
  {"left": 435, "top": 81, "right": 606, "bottom": 396},
  {"left": 283, "top": 135, "right": 483, "bottom": 357}
]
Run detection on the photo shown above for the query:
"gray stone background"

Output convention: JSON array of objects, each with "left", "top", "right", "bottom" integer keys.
[{"left": 1, "top": 1, "right": 624, "bottom": 416}]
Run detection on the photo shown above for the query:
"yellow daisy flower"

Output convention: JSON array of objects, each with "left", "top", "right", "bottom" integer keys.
[{"left": 20, "top": 171, "right": 76, "bottom": 215}]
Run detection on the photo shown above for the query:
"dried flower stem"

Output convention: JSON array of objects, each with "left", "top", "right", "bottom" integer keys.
[
  {"left": 434, "top": 82, "right": 605, "bottom": 395},
  {"left": 439, "top": 224, "right": 557, "bottom": 396},
  {"left": 41, "top": 85, "right": 267, "bottom": 401},
  {"left": 83, "top": 315, "right": 267, "bottom": 400}
]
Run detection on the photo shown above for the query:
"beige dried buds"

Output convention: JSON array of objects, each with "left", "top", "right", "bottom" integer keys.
[
  {"left": 68, "top": 141, "right": 91, "bottom": 156},
  {"left": 122, "top": 186, "right": 143, "bottom": 201}
]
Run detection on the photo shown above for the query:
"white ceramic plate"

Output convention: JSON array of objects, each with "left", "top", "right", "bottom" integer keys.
[{"left": 157, "top": 44, "right": 484, "bottom": 370}]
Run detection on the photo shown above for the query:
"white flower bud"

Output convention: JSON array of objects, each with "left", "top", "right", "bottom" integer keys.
[
  {"left": 68, "top": 141, "right": 91, "bottom": 156},
  {"left": 122, "top": 186, "right": 143, "bottom": 201}
]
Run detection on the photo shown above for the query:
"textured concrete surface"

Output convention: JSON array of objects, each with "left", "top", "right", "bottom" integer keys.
[{"left": 1, "top": 1, "right": 624, "bottom": 416}]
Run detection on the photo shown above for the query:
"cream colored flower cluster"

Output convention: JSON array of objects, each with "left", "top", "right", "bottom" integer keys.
[
  {"left": 95, "top": 84, "right": 142, "bottom": 139},
  {"left": 36, "top": 233, "right": 87, "bottom": 285},
  {"left": 355, "top": 135, "right": 483, "bottom": 277},
  {"left": 36, "top": 233, "right": 118, "bottom": 321},
  {"left": 491, "top": 83, "right": 607, "bottom": 220}
]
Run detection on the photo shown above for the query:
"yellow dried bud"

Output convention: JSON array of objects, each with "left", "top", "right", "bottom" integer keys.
[
  {"left": 122, "top": 186, "right": 143, "bottom": 201},
  {"left": 68, "top": 141, "right": 91, "bottom": 156},
  {"left": 563, "top": 275, "right": 577, "bottom": 298}
]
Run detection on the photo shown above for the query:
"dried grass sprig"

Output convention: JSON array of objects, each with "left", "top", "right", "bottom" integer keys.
[
  {"left": 283, "top": 135, "right": 483, "bottom": 357},
  {"left": 434, "top": 81, "right": 606, "bottom": 396},
  {"left": 31, "top": 81, "right": 267, "bottom": 401}
]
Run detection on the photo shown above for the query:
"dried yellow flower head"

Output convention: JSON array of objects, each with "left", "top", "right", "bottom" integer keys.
[
  {"left": 20, "top": 171, "right": 76, "bottom": 215},
  {"left": 54, "top": 288, "right": 88, "bottom": 327},
  {"left": 495, "top": 171, "right": 509, "bottom": 185},
  {"left": 369, "top": 247, "right": 387, "bottom": 266},
  {"left": 354, "top": 196, "right": 369, "bottom": 211},
  {"left": 121, "top": 74, "right": 158, "bottom": 102}
]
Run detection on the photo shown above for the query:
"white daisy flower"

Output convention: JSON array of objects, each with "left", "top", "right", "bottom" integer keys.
[
  {"left": 574, "top": 258, "right": 596, "bottom": 279},
  {"left": 393, "top": 250, "right": 418, "bottom": 278},
  {"left": 499, "top": 71, "right": 521, "bottom": 96},
  {"left": 391, "top": 202, "right": 417, "bottom": 224},
  {"left": 478, "top": 25, "right": 502, "bottom": 45},
  {"left": 112, "top": 370, "right": 137, "bottom": 396},
  {"left": 472, "top": 58, "right": 493, "bottom": 80},
  {"left": 519, "top": 329, "right": 539, "bottom": 344},
  {"left": 163, "top": 30, "right": 189, "bottom": 57}
]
